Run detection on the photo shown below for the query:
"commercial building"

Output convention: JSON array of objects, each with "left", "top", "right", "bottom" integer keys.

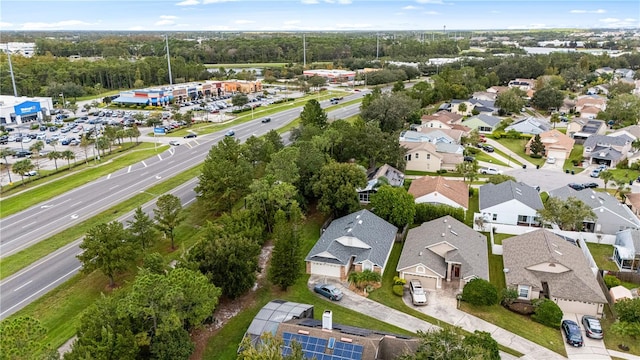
[
  {"left": 0, "top": 95, "right": 53, "bottom": 125},
  {"left": 303, "top": 69, "right": 356, "bottom": 83}
]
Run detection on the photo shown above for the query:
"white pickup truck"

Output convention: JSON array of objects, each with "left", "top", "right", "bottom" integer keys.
[
  {"left": 409, "top": 279, "right": 428, "bottom": 306},
  {"left": 479, "top": 166, "right": 503, "bottom": 175}
]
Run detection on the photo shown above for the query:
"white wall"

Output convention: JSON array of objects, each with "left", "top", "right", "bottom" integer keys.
[
  {"left": 415, "top": 192, "right": 465, "bottom": 210},
  {"left": 481, "top": 199, "right": 538, "bottom": 226}
]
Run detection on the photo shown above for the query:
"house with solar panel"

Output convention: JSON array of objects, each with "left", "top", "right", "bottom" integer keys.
[
  {"left": 242, "top": 300, "right": 418, "bottom": 359},
  {"left": 305, "top": 210, "right": 398, "bottom": 281}
]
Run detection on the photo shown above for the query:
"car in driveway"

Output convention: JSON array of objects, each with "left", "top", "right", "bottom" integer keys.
[
  {"left": 409, "top": 279, "right": 428, "bottom": 306},
  {"left": 546, "top": 156, "right": 556, "bottom": 164},
  {"left": 479, "top": 167, "right": 503, "bottom": 175},
  {"left": 581, "top": 315, "right": 603, "bottom": 339},
  {"left": 590, "top": 169, "right": 601, "bottom": 178},
  {"left": 562, "top": 320, "right": 584, "bottom": 347},
  {"left": 463, "top": 156, "right": 475, "bottom": 162},
  {"left": 582, "top": 182, "right": 599, "bottom": 189},
  {"left": 183, "top": 133, "right": 197, "bottom": 139},
  {"left": 314, "top": 284, "right": 343, "bottom": 301}
]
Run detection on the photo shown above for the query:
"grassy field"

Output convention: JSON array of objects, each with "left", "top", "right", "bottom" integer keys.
[
  {"left": 585, "top": 243, "right": 618, "bottom": 271},
  {"left": 0, "top": 143, "right": 169, "bottom": 217},
  {"left": 608, "top": 168, "right": 640, "bottom": 183},
  {"left": 495, "top": 138, "right": 546, "bottom": 167},
  {"left": 0, "top": 165, "right": 202, "bottom": 280},
  {"left": 563, "top": 144, "right": 585, "bottom": 174}
]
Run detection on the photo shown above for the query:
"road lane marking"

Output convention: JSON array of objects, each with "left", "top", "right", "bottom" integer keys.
[
  {"left": 70, "top": 201, "right": 82, "bottom": 208},
  {"left": 0, "top": 266, "right": 82, "bottom": 319},
  {"left": 127, "top": 165, "right": 132, "bottom": 173},
  {"left": 157, "top": 154, "right": 162, "bottom": 161},
  {"left": 107, "top": 173, "right": 112, "bottom": 180},
  {"left": 13, "top": 280, "right": 32, "bottom": 292},
  {"left": 21, "top": 221, "right": 36, "bottom": 229},
  {"left": 70, "top": 214, "right": 79, "bottom": 219},
  {"left": 142, "top": 161, "right": 147, "bottom": 167},
  {"left": 109, "top": 185, "right": 118, "bottom": 190},
  {"left": 40, "top": 205, "right": 53, "bottom": 209}
]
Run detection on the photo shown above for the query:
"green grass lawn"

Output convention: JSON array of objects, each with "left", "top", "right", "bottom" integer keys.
[
  {"left": 601, "top": 305, "right": 640, "bottom": 356},
  {"left": 495, "top": 138, "right": 546, "bottom": 167},
  {"left": 0, "top": 165, "right": 202, "bottom": 280},
  {"left": 585, "top": 243, "right": 618, "bottom": 271},
  {"left": 476, "top": 152, "right": 508, "bottom": 167},
  {"left": 563, "top": 144, "right": 585, "bottom": 174},
  {"left": 492, "top": 232, "right": 514, "bottom": 245},
  {"left": 0, "top": 143, "right": 169, "bottom": 217},
  {"left": 608, "top": 168, "right": 640, "bottom": 183},
  {"left": 493, "top": 147, "right": 523, "bottom": 167}
]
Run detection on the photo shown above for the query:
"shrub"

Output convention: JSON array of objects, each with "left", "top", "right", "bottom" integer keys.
[
  {"left": 436, "top": 169, "right": 447, "bottom": 174},
  {"left": 392, "top": 284, "right": 404, "bottom": 296},
  {"left": 466, "top": 147, "right": 480, "bottom": 155},
  {"left": 414, "top": 203, "right": 465, "bottom": 224},
  {"left": 530, "top": 154, "right": 542, "bottom": 159},
  {"left": 604, "top": 275, "right": 622, "bottom": 289},
  {"left": 461, "top": 278, "right": 499, "bottom": 306},
  {"left": 468, "top": 187, "right": 475, "bottom": 196},
  {"left": 531, "top": 298, "right": 563, "bottom": 328},
  {"left": 393, "top": 276, "right": 406, "bottom": 286},
  {"left": 501, "top": 288, "right": 518, "bottom": 306},
  {"left": 616, "top": 161, "right": 629, "bottom": 169}
]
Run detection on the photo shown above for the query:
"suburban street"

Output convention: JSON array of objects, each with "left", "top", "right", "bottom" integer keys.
[{"left": 0, "top": 97, "right": 365, "bottom": 319}]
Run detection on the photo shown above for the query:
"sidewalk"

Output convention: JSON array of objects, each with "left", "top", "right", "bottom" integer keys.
[{"left": 484, "top": 138, "right": 536, "bottom": 169}]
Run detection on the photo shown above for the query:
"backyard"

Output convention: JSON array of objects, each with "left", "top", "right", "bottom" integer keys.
[{"left": 586, "top": 243, "right": 618, "bottom": 271}]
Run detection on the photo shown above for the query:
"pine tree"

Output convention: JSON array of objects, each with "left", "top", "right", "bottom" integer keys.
[{"left": 529, "top": 134, "right": 545, "bottom": 156}]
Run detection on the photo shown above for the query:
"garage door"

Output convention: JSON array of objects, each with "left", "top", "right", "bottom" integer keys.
[
  {"left": 310, "top": 262, "right": 341, "bottom": 278},
  {"left": 404, "top": 274, "right": 438, "bottom": 291},
  {"left": 556, "top": 299, "right": 599, "bottom": 317},
  {"left": 547, "top": 150, "right": 567, "bottom": 161}
]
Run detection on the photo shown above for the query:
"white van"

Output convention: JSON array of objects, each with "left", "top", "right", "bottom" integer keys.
[{"left": 409, "top": 279, "right": 428, "bottom": 306}]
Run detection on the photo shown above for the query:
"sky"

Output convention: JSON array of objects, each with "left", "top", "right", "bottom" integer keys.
[{"left": 0, "top": 0, "right": 638, "bottom": 32}]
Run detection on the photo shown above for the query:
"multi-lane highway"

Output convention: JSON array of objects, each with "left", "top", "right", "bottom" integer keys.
[{"left": 0, "top": 96, "right": 365, "bottom": 320}]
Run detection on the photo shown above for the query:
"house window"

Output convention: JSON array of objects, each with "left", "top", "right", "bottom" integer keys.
[
  {"left": 416, "top": 266, "right": 426, "bottom": 274},
  {"left": 415, "top": 153, "right": 419, "bottom": 159},
  {"left": 426, "top": 154, "right": 431, "bottom": 160},
  {"left": 518, "top": 285, "right": 530, "bottom": 299},
  {"left": 492, "top": 214, "right": 497, "bottom": 221},
  {"left": 406, "top": 154, "right": 411, "bottom": 161},
  {"left": 518, "top": 215, "right": 529, "bottom": 224}
]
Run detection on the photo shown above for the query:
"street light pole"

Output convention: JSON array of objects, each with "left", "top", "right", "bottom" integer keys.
[{"left": 59, "top": 93, "right": 65, "bottom": 110}]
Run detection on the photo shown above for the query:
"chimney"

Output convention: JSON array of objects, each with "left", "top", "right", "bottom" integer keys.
[{"left": 322, "top": 310, "right": 333, "bottom": 330}]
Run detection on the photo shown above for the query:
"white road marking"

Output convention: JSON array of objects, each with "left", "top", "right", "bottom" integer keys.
[
  {"left": 157, "top": 154, "right": 162, "bottom": 161},
  {"left": 21, "top": 221, "right": 36, "bottom": 229},
  {"left": 70, "top": 201, "right": 82, "bottom": 207},
  {"left": 109, "top": 185, "right": 118, "bottom": 190},
  {"left": 0, "top": 266, "right": 83, "bottom": 318},
  {"left": 70, "top": 214, "right": 79, "bottom": 219},
  {"left": 168, "top": 160, "right": 174, "bottom": 164},
  {"left": 155, "top": 175, "right": 161, "bottom": 179},
  {"left": 127, "top": 165, "right": 132, "bottom": 173},
  {"left": 13, "top": 280, "right": 33, "bottom": 292},
  {"left": 40, "top": 205, "right": 53, "bottom": 209},
  {"left": 142, "top": 161, "right": 147, "bottom": 167},
  {"left": 107, "top": 173, "right": 112, "bottom": 180}
]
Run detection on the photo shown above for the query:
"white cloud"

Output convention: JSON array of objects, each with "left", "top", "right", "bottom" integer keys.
[
  {"left": 284, "top": 20, "right": 301, "bottom": 25},
  {"left": 334, "top": 0, "right": 352, "bottom": 4},
  {"left": 155, "top": 20, "right": 175, "bottom": 25},
  {"left": 0, "top": 21, "right": 13, "bottom": 28},
  {"left": 403, "top": 5, "right": 420, "bottom": 10},
  {"left": 598, "top": 17, "right": 637, "bottom": 27},
  {"left": 160, "top": 15, "right": 178, "bottom": 20},
  {"left": 334, "top": 22, "right": 373, "bottom": 29},
  {"left": 203, "top": 0, "right": 236, "bottom": 3},
  {"left": 570, "top": 9, "right": 606, "bottom": 14},
  {"left": 301, "top": 0, "right": 319, "bottom": 4},
  {"left": 20, "top": 20, "right": 92, "bottom": 30},
  {"left": 424, "top": 11, "right": 439, "bottom": 15},
  {"left": 234, "top": 19, "right": 255, "bottom": 24},
  {"left": 415, "top": 0, "right": 445, "bottom": 4},
  {"left": 176, "top": 0, "right": 199, "bottom": 5}
]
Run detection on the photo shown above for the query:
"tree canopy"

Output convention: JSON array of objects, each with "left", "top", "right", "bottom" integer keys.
[{"left": 537, "top": 196, "right": 597, "bottom": 231}]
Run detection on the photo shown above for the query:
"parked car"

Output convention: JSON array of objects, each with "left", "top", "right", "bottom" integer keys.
[
  {"left": 225, "top": 130, "right": 235, "bottom": 137},
  {"left": 313, "top": 284, "right": 343, "bottom": 301},
  {"left": 13, "top": 150, "right": 32, "bottom": 158},
  {"left": 581, "top": 315, "right": 603, "bottom": 340},
  {"left": 479, "top": 167, "right": 503, "bottom": 175},
  {"left": 261, "top": 117, "right": 272, "bottom": 123},
  {"left": 25, "top": 170, "right": 38, "bottom": 176},
  {"left": 546, "top": 156, "right": 556, "bottom": 164},
  {"left": 463, "top": 156, "right": 475, "bottom": 162},
  {"left": 482, "top": 144, "right": 494, "bottom": 152},
  {"left": 561, "top": 320, "right": 584, "bottom": 347},
  {"left": 409, "top": 279, "right": 428, "bottom": 306},
  {"left": 183, "top": 133, "right": 197, "bottom": 139},
  {"left": 590, "top": 169, "right": 601, "bottom": 178},
  {"left": 568, "top": 183, "right": 585, "bottom": 191},
  {"left": 582, "top": 182, "right": 599, "bottom": 189}
]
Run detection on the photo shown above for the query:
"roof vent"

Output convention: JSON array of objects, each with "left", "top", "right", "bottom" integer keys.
[
  {"left": 358, "top": 220, "right": 363, "bottom": 225},
  {"left": 443, "top": 218, "right": 447, "bottom": 223},
  {"left": 419, "top": 251, "right": 423, "bottom": 256},
  {"left": 554, "top": 250, "right": 563, "bottom": 256},
  {"left": 442, "top": 233, "right": 446, "bottom": 237},
  {"left": 448, "top": 225, "right": 452, "bottom": 229},
  {"left": 347, "top": 228, "right": 352, "bottom": 232}
]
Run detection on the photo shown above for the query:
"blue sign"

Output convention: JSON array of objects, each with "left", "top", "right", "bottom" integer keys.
[
  {"left": 14, "top": 101, "right": 41, "bottom": 116},
  {"left": 154, "top": 127, "right": 166, "bottom": 135}
]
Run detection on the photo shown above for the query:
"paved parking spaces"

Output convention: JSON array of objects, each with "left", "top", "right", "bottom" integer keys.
[{"left": 562, "top": 313, "right": 611, "bottom": 360}]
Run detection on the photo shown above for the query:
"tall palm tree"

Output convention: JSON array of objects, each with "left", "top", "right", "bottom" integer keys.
[
  {"left": 13, "top": 159, "right": 34, "bottom": 186},
  {"left": 61, "top": 150, "right": 75, "bottom": 169},
  {"left": 0, "top": 148, "right": 13, "bottom": 183},
  {"left": 79, "top": 136, "right": 92, "bottom": 164},
  {"left": 599, "top": 170, "right": 614, "bottom": 191},
  {"left": 48, "top": 151, "right": 61, "bottom": 171},
  {"left": 29, "top": 140, "right": 45, "bottom": 173}
]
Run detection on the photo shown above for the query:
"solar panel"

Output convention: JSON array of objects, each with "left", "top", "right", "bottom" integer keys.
[{"left": 281, "top": 333, "right": 364, "bottom": 360}]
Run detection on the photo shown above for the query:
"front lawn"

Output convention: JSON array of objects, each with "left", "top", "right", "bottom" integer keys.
[
  {"left": 563, "top": 144, "right": 585, "bottom": 174},
  {"left": 586, "top": 243, "right": 618, "bottom": 271},
  {"left": 476, "top": 151, "right": 508, "bottom": 167},
  {"left": 601, "top": 305, "right": 640, "bottom": 356},
  {"left": 495, "top": 138, "right": 545, "bottom": 167},
  {"left": 608, "top": 168, "right": 640, "bottom": 184}
]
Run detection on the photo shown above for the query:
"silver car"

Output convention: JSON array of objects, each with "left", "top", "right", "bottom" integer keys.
[{"left": 581, "top": 315, "right": 603, "bottom": 340}]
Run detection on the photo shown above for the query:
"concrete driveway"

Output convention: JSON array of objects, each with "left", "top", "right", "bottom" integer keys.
[{"left": 562, "top": 313, "right": 611, "bottom": 360}]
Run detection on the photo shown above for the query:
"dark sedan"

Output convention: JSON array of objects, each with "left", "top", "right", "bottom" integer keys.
[
  {"left": 561, "top": 320, "right": 584, "bottom": 347},
  {"left": 314, "top": 284, "right": 343, "bottom": 301},
  {"left": 582, "top": 182, "right": 599, "bottom": 189},
  {"left": 568, "top": 183, "right": 585, "bottom": 191},
  {"left": 183, "top": 133, "right": 197, "bottom": 139},
  {"left": 482, "top": 145, "right": 494, "bottom": 152}
]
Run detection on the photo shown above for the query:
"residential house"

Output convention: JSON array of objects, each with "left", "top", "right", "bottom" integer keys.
[
  {"left": 450, "top": 99, "right": 474, "bottom": 116},
  {"left": 503, "top": 229, "right": 607, "bottom": 318},
  {"left": 305, "top": 210, "right": 398, "bottom": 281},
  {"left": 525, "top": 129, "right": 575, "bottom": 160},
  {"left": 583, "top": 134, "right": 632, "bottom": 167},
  {"left": 567, "top": 119, "right": 607, "bottom": 144},
  {"left": 471, "top": 91, "right": 497, "bottom": 102},
  {"left": 479, "top": 180, "right": 543, "bottom": 226},
  {"left": 461, "top": 114, "right": 502, "bottom": 134},
  {"left": 624, "top": 193, "right": 640, "bottom": 218},
  {"left": 402, "top": 142, "right": 444, "bottom": 172},
  {"left": 508, "top": 78, "right": 536, "bottom": 92},
  {"left": 487, "top": 86, "right": 508, "bottom": 94},
  {"left": 548, "top": 186, "right": 640, "bottom": 234},
  {"left": 580, "top": 106, "right": 603, "bottom": 119},
  {"left": 399, "top": 130, "right": 439, "bottom": 143},
  {"left": 614, "top": 68, "right": 635, "bottom": 79},
  {"left": 504, "top": 117, "right": 550, "bottom": 135},
  {"left": 408, "top": 176, "right": 469, "bottom": 211},
  {"left": 594, "top": 67, "right": 614, "bottom": 76},
  {"left": 609, "top": 124, "right": 640, "bottom": 141},
  {"left": 397, "top": 216, "right": 489, "bottom": 291},
  {"left": 613, "top": 229, "right": 640, "bottom": 272},
  {"left": 419, "top": 110, "right": 465, "bottom": 129},
  {"left": 357, "top": 164, "right": 405, "bottom": 203},
  {"left": 420, "top": 128, "right": 466, "bottom": 144},
  {"left": 574, "top": 95, "right": 607, "bottom": 118},
  {"left": 469, "top": 98, "right": 497, "bottom": 114}
]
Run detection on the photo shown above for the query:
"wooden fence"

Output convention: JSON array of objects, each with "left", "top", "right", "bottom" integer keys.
[{"left": 606, "top": 270, "right": 640, "bottom": 285}]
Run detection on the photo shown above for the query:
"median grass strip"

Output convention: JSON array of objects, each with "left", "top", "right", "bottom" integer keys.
[
  {"left": 0, "top": 164, "right": 202, "bottom": 280},
  {"left": 0, "top": 143, "right": 170, "bottom": 217}
]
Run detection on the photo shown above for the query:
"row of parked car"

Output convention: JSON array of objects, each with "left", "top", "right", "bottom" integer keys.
[{"left": 562, "top": 316, "right": 603, "bottom": 348}]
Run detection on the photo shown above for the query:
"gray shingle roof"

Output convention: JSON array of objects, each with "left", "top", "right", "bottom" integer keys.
[
  {"left": 503, "top": 229, "right": 607, "bottom": 304},
  {"left": 584, "top": 135, "right": 631, "bottom": 149},
  {"left": 471, "top": 114, "right": 501, "bottom": 127},
  {"left": 305, "top": 210, "right": 398, "bottom": 268},
  {"left": 590, "top": 146, "right": 623, "bottom": 161},
  {"left": 548, "top": 187, "right": 640, "bottom": 228},
  {"left": 397, "top": 216, "right": 489, "bottom": 281},
  {"left": 505, "top": 117, "right": 550, "bottom": 135},
  {"left": 479, "top": 181, "right": 543, "bottom": 211},
  {"left": 615, "top": 229, "right": 640, "bottom": 259}
]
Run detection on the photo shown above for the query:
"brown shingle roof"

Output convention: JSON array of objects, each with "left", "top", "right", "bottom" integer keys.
[
  {"left": 503, "top": 229, "right": 607, "bottom": 304},
  {"left": 408, "top": 176, "right": 469, "bottom": 209},
  {"left": 526, "top": 129, "right": 575, "bottom": 153}
]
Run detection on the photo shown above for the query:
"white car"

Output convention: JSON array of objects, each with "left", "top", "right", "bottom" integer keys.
[
  {"left": 479, "top": 167, "right": 503, "bottom": 175},
  {"left": 169, "top": 140, "right": 180, "bottom": 146},
  {"left": 546, "top": 156, "right": 556, "bottom": 164}
]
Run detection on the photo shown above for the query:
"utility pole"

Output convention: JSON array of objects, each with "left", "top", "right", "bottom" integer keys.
[
  {"left": 303, "top": 34, "right": 306, "bottom": 68},
  {"left": 165, "top": 34, "right": 173, "bottom": 85},
  {"left": 6, "top": 44, "right": 18, "bottom": 97},
  {"left": 376, "top": 33, "right": 379, "bottom": 60}
]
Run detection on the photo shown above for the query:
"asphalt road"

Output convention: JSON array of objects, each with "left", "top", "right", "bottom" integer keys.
[{"left": 0, "top": 95, "right": 366, "bottom": 320}]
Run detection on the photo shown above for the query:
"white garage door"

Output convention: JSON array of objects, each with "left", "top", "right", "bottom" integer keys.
[
  {"left": 556, "top": 299, "right": 599, "bottom": 317},
  {"left": 404, "top": 273, "right": 438, "bottom": 290},
  {"left": 547, "top": 150, "right": 567, "bottom": 161},
  {"left": 310, "top": 262, "right": 341, "bottom": 278}
]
